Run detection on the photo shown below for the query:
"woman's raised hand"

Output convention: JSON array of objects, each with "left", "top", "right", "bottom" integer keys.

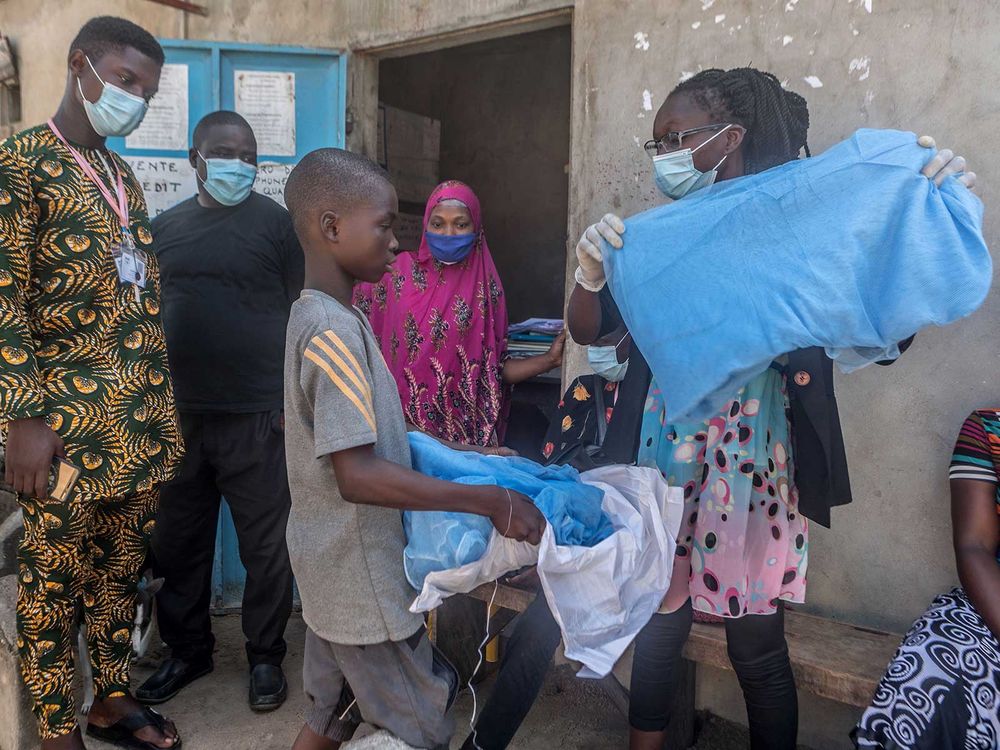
[
  {"left": 574, "top": 213, "right": 625, "bottom": 292},
  {"left": 918, "top": 136, "right": 977, "bottom": 190}
]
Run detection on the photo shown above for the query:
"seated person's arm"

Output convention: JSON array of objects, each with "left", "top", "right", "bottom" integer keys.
[
  {"left": 404, "top": 424, "right": 516, "bottom": 456},
  {"left": 331, "top": 444, "right": 543, "bottom": 544},
  {"left": 952, "top": 477, "right": 1000, "bottom": 639},
  {"left": 501, "top": 331, "right": 566, "bottom": 384}
]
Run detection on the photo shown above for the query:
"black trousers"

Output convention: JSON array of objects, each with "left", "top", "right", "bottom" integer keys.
[
  {"left": 151, "top": 410, "right": 293, "bottom": 668},
  {"left": 629, "top": 600, "right": 798, "bottom": 750},
  {"left": 460, "top": 593, "right": 563, "bottom": 750}
]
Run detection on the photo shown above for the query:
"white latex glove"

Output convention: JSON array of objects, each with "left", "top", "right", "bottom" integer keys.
[
  {"left": 918, "top": 135, "right": 977, "bottom": 190},
  {"left": 574, "top": 213, "right": 626, "bottom": 292}
]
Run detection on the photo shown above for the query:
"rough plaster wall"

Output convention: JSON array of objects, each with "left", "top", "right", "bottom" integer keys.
[
  {"left": 379, "top": 27, "right": 571, "bottom": 322},
  {"left": 566, "top": 0, "right": 1000, "bottom": 634},
  {"left": 2, "top": 0, "right": 570, "bottom": 131},
  {"left": 179, "top": 0, "right": 572, "bottom": 51},
  {"left": 2, "top": 0, "right": 181, "bottom": 125}
]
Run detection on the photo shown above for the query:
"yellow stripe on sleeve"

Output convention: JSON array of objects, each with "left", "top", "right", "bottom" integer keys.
[
  {"left": 310, "top": 334, "right": 375, "bottom": 415},
  {"left": 304, "top": 348, "right": 377, "bottom": 433},
  {"left": 324, "top": 331, "right": 375, "bottom": 405}
]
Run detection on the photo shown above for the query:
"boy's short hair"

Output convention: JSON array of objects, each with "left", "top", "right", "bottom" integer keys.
[
  {"left": 192, "top": 111, "right": 254, "bottom": 150},
  {"left": 70, "top": 16, "right": 165, "bottom": 66},
  {"left": 285, "top": 148, "right": 392, "bottom": 237}
]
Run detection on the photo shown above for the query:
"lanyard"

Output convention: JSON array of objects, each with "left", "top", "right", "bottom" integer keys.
[{"left": 47, "top": 119, "right": 130, "bottom": 231}]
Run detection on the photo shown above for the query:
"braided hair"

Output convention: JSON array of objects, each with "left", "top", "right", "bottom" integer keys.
[{"left": 671, "top": 67, "right": 810, "bottom": 175}]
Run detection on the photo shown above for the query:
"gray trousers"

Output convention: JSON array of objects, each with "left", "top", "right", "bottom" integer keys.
[{"left": 304, "top": 626, "right": 456, "bottom": 749}]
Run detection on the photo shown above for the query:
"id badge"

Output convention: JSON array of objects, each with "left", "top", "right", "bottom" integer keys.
[
  {"left": 119, "top": 247, "right": 147, "bottom": 288},
  {"left": 132, "top": 247, "right": 148, "bottom": 289},
  {"left": 118, "top": 246, "right": 139, "bottom": 285},
  {"left": 113, "top": 230, "right": 147, "bottom": 289}
]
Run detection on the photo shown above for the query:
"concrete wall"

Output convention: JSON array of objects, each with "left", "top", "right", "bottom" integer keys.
[
  {"left": 379, "top": 26, "right": 571, "bottom": 322},
  {"left": 4, "top": 0, "right": 1000, "bottom": 745},
  {"left": 563, "top": 0, "right": 1000, "bottom": 635}
]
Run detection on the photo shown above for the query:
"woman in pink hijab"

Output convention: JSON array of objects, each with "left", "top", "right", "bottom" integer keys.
[{"left": 355, "top": 180, "right": 564, "bottom": 447}]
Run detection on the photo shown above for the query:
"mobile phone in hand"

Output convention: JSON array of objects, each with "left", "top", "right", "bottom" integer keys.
[
  {"left": 50, "top": 457, "right": 82, "bottom": 501},
  {"left": 0, "top": 446, "right": 81, "bottom": 501}
]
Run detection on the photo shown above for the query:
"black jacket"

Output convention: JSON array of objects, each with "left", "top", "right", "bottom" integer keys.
[
  {"left": 784, "top": 340, "right": 912, "bottom": 527},
  {"left": 784, "top": 348, "right": 851, "bottom": 527}
]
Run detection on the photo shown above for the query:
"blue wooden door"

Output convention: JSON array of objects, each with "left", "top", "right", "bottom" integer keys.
[{"left": 110, "top": 40, "right": 345, "bottom": 609}]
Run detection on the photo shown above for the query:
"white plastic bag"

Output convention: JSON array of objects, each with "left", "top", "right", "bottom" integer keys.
[
  {"left": 541, "top": 465, "right": 684, "bottom": 677},
  {"left": 410, "top": 533, "right": 538, "bottom": 612},
  {"left": 409, "top": 465, "right": 684, "bottom": 678}
]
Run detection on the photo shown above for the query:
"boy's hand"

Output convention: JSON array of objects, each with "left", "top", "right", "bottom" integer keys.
[{"left": 491, "top": 488, "right": 545, "bottom": 545}]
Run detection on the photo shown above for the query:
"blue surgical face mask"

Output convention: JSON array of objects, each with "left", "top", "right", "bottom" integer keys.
[
  {"left": 197, "top": 152, "right": 258, "bottom": 206},
  {"left": 78, "top": 56, "right": 149, "bottom": 137},
  {"left": 587, "top": 331, "right": 630, "bottom": 382},
  {"left": 652, "top": 124, "right": 732, "bottom": 200},
  {"left": 425, "top": 231, "right": 477, "bottom": 264}
]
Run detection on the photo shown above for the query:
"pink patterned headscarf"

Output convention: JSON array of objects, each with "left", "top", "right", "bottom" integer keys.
[{"left": 354, "top": 181, "right": 509, "bottom": 446}]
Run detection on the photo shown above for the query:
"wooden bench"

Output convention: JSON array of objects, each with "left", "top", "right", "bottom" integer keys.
[{"left": 460, "top": 583, "right": 902, "bottom": 748}]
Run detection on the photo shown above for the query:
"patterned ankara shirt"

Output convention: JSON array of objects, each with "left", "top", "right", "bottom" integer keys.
[{"left": 0, "top": 124, "right": 182, "bottom": 498}]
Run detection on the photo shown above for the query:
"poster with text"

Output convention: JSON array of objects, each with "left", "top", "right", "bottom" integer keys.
[
  {"left": 254, "top": 162, "right": 294, "bottom": 207},
  {"left": 234, "top": 70, "right": 296, "bottom": 156},
  {"left": 125, "top": 64, "right": 189, "bottom": 151},
  {"left": 122, "top": 155, "right": 197, "bottom": 217}
]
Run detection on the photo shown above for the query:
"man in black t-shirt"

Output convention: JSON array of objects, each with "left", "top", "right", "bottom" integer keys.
[{"left": 137, "top": 112, "right": 303, "bottom": 712}]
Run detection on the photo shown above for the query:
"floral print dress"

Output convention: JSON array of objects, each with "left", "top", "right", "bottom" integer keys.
[{"left": 638, "top": 365, "right": 808, "bottom": 617}]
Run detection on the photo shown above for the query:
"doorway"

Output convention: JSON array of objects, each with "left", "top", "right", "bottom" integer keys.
[
  {"left": 377, "top": 24, "right": 573, "bottom": 461},
  {"left": 377, "top": 24, "right": 572, "bottom": 324}
]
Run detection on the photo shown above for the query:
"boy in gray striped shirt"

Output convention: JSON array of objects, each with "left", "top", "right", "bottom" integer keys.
[{"left": 282, "top": 149, "right": 545, "bottom": 750}]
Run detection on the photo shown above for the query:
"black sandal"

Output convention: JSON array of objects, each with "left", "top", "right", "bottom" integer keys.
[{"left": 86, "top": 706, "right": 182, "bottom": 749}]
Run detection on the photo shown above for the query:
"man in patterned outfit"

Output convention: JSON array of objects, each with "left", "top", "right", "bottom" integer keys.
[{"left": 0, "top": 17, "right": 183, "bottom": 750}]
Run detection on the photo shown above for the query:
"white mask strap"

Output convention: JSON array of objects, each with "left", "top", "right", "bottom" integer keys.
[
  {"left": 691, "top": 124, "right": 733, "bottom": 155},
  {"left": 85, "top": 56, "right": 106, "bottom": 87}
]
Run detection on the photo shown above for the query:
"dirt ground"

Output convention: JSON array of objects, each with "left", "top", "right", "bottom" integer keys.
[{"left": 82, "top": 612, "right": 808, "bottom": 750}]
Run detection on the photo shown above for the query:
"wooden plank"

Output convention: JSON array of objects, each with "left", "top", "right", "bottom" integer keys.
[
  {"left": 783, "top": 610, "right": 899, "bottom": 707},
  {"left": 461, "top": 585, "right": 901, "bottom": 708},
  {"left": 597, "top": 673, "right": 630, "bottom": 717},
  {"left": 682, "top": 621, "right": 733, "bottom": 674},
  {"left": 467, "top": 582, "right": 536, "bottom": 613},
  {"left": 682, "top": 610, "right": 900, "bottom": 707}
]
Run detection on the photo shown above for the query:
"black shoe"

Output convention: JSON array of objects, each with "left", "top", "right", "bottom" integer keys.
[
  {"left": 249, "top": 664, "right": 287, "bottom": 712},
  {"left": 136, "top": 656, "right": 213, "bottom": 705}
]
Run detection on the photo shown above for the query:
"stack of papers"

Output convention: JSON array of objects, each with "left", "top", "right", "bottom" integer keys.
[{"left": 508, "top": 318, "right": 563, "bottom": 359}]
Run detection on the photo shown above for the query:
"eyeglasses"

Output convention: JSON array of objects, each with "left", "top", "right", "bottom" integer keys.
[{"left": 643, "top": 123, "right": 731, "bottom": 157}]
